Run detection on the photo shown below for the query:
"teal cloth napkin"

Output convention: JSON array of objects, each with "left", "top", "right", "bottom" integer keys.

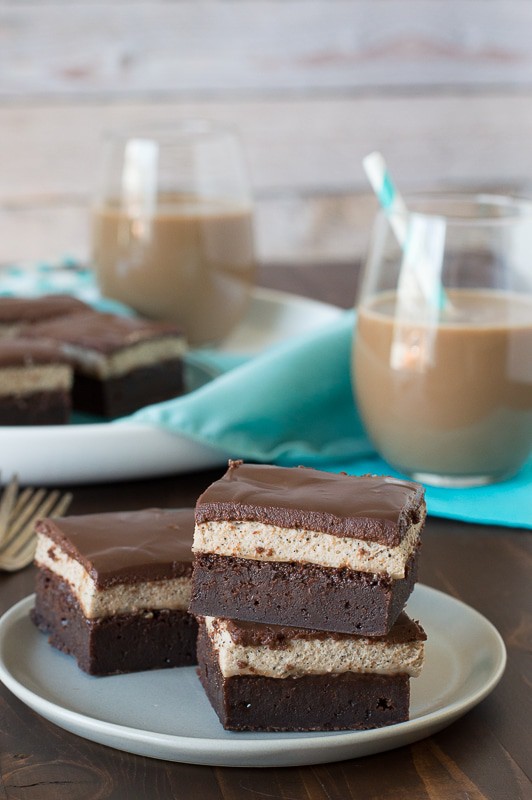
[
  {"left": 128, "top": 310, "right": 373, "bottom": 466},
  {"left": 2, "top": 261, "right": 530, "bottom": 529}
]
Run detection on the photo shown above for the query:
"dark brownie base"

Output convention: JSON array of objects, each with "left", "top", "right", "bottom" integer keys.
[
  {"left": 0, "top": 390, "right": 70, "bottom": 425},
  {"left": 197, "top": 623, "right": 410, "bottom": 731},
  {"left": 32, "top": 569, "right": 197, "bottom": 676},
  {"left": 72, "top": 357, "right": 184, "bottom": 418},
  {"left": 190, "top": 551, "right": 418, "bottom": 636}
]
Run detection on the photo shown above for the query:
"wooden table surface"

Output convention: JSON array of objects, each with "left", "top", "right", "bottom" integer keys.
[{"left": 0, "top": 263, "right": 530, "bottom": 800}]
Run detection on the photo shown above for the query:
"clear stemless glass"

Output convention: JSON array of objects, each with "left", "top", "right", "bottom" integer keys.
[
  {"left": 91, "top": 120, "right": 256, "bottom": 346},
  {"left": 352, "top": 194, "right": 532, "bottom": 487}
]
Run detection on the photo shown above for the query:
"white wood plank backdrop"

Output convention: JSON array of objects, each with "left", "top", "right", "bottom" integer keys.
[{"left": 1, "top": 0, "right": 532, "bottom": 265}]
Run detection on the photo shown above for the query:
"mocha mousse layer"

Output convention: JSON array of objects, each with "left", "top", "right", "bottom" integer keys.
[
  {"left": 32, "top": 508, "right": 198, "bottom": 675},
  {"left": 190, "top": 462, "right": 425, "bottom": 635},
  {"left": 197, "top": 613, "right": 426, "bottom": 731}
]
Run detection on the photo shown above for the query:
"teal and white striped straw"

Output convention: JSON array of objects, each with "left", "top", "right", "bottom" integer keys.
[
  {"left": 362, "top": 151, "right": 409, "bottom": 246},
  {"left": 362, "top": 151, "right": 448, "bottom": 311}
]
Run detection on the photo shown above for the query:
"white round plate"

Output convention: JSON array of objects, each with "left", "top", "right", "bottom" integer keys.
[
  {"left": 0, "top": 288, "right": 343, "bottom": 486},
  {"left": 0, "top": 585, "right": 506, "bottom": 768}
]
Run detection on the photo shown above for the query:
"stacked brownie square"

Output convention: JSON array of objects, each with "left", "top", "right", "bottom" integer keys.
[
  {"left": 190, "top": 461, "right": 427, "bottom": 732},
  {"left": 0, "top": 339, "right": 74, "bottom": 425},
  {"left": 0, "top": 295, "right": 90, "bottom": 424}
]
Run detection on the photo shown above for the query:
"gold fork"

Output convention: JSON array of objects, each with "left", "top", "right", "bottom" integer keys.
[{"left": 0, "top": 475, "right": 73, "bottom": 572}]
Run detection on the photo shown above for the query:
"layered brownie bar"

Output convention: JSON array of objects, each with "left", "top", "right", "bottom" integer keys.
[
  {"left": 197, "top": 613, "right": 426, "bottom": 731},
  {"left": 31, "top": 508, "right": 198, "bottom": 675},
  {"left": 25, "top": 311, "right": 186, "bottom": 417},
  {"left": 0, "top": 339, "right": 73, "bottom": 425},
  {"left": 191, "top": 462, "right": 426, "bottom": 636},
  {"left": 0, "top": 294, "right": 91, "bottom": 338}
]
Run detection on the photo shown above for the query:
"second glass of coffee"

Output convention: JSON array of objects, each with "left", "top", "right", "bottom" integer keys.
[
  {"left": 353, "top": 194, "right": 532, "bottom": 487},
  {"left": 91, "top": 121, "right": 256, "bottom": 346}
]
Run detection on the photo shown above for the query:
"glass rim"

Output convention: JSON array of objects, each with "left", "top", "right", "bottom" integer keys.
[{"left": 377, "top": 192, "right": 532, "bottom": 227}]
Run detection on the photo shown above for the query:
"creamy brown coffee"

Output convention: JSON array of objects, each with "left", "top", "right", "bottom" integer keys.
[
  {"left": 92, "top": 194, "right": 255, "bottom": 346},
  {"left": 354, "top": 289, "right": 532, "bottom": 480}
]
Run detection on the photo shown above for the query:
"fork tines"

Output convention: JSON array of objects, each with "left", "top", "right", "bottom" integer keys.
[{"left": 0, "top": 476, "right": 73, "bottom": 572}]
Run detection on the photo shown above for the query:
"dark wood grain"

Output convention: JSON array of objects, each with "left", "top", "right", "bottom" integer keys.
[{"left": 0, "top": 263, "right": 530, "bottom": 800}]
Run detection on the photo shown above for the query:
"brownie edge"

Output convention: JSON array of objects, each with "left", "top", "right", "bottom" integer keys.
[{"left": 190, "top": 550, "right": 419, "bottom": 636}]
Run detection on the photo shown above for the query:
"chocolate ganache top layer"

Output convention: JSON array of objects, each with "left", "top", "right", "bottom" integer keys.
[
  {"left": 195, "top": 462, "right": 425, "bottom": 546},
  {"left": 0, "top": 338, "right": 72, "bottom": 367},
  {"left": 24, "top": 311, "right": 183, "bottom": 354},
  {"left": 212, "top": 612, "right": 426, "bottom": 648},
  {"left": 0, "top": 294, "right": 91, "bottom": 324},
  {"left": 36, "top": 508, "right": 195, "bottom": 587}
]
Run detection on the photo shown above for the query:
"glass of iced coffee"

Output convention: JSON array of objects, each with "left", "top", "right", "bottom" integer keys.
[
  {"left": 91, "top": 121, "right": 256, "bottom": 346},
  {"left": 353, "top": 194, "right": 532, "bottom": 487}
]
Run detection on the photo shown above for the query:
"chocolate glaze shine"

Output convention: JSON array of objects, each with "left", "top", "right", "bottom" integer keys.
[
  {"left": 196, "top": 463, "right": 425, "bottom": 546},
  {"left": 218, "top": 612, "right": 426, "bottom": 648},
  {"left": 0, "top": 338, "right": 72, "bottom": 367},
  {"left": 0, "top": 294, "right": 91, "bottom": 324},
  {"left": 24, "top": 311, "right": 184, "bottom": 354},
  {"left": 36, "top": 508, "right": 195, "bottom": 587}
]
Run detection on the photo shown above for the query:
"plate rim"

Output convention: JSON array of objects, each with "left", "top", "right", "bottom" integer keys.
[{"left": 0, "top": 585, "right": 507, "bottom": 766}]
